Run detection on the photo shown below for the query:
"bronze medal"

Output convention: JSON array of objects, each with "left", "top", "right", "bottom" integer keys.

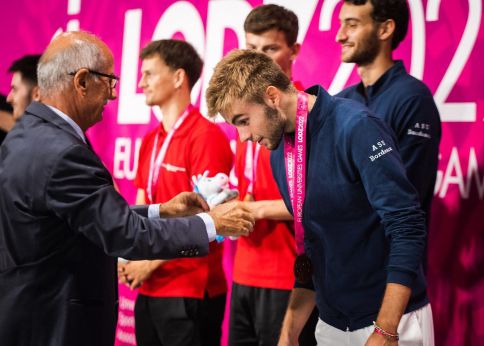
[{"left": 294, "top": 253, "right": 313, "bottom": 284}]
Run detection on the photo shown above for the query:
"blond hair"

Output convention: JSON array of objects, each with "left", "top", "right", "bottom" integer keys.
[{"left": 206, "top": 49, "right": 293, "bottom": 117}]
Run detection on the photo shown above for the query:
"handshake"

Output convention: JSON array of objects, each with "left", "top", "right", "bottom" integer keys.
[{"left": 158, "top": 191, "right": 255, "bottom": 238}]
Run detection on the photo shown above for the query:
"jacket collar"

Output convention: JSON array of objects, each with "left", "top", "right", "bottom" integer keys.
[
  {"left": 356, "top": 60, "right": 406, "bottom": 99},
  {"left": 24, "top": 101, "right": 86, "bottom": 145}
]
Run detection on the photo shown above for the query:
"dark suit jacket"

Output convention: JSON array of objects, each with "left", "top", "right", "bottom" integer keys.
[{"left": 0, "top": 102, "right": 209, "bottom": 346}]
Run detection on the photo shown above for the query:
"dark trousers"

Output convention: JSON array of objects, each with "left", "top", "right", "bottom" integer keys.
[
  {"left": 134, "top": 293, "right": 226, "bottom": 346},
  {"left": 200, "top": 293, "right": 226, "bottom": 346},
  {"left": 229, "top": 283, "right": 317, "bottom": 346},
  {"left": 134, "top": 294, "right": 202, "bottom": 346}
]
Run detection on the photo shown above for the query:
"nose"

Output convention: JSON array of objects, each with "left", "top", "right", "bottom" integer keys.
[
  {"left": 237, "top": 127, "right": 252, "bottom": 142},
  {"left": 109, "top": 87, "right": 117, "bottom": 100},
  {"left": 138, "top": 75, "right": 146, "bottom": 89},
  {"left": 335, "top": 26, "right": 346, "bottom": 43},
  {"left": 6, "top": 90, "right": 13, "bottom": 104}
]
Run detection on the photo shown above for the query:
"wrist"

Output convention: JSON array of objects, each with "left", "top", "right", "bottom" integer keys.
[
  {"left": 158, "top": 203, "right": 173, "bottom": 217},
  {"left": 279, "top": 320, "right": 301, "bottom": 343},
  {"left": 279, "top": 331, "right": 297, "bottom": 344},
  {"left": 252, "top": 201, "right": 265, "bottom": 220},
  {"left": 373, "top": 321, "right": 399, "bottom": 341},
  {"left": 148, "top": 260, "right": 162, "bottom": 273},
  {"left": 375, "top": 318, "right": 398, "bottom": 334}
]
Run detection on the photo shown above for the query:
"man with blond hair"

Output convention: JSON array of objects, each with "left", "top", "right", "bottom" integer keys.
[
  {"left": 206, "top": 49, "right": 433, "bottom": 346},
  {"left": 227, "top": 4, "right": 317, "bottom": 345}
]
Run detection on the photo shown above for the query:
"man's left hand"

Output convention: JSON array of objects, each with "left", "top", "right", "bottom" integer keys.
[
  {"left": 118, "top": 260, "right": 161, "bottom": 290},
  {"left": 159, "top": 192, "right": 209, "bottom": 217}
]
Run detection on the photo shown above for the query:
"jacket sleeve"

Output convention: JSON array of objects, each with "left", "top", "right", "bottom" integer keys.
[
  {"left": 347, "top": 115, "right": 427, "bottom": 287},
  {"left": 44, "top": 144, "right": 209, "bottom": 260},
  {"left": 130, "top": 205, "right": 149, "bottom": 218},
  {"left": 393, "top": 94, "right": 441, "bottom": 206}
]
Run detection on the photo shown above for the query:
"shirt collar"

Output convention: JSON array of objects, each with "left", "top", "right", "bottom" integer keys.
[
  {"left": 357, "top": 60, "right": 406, "bottom": 99},
  {"left": 306, "top": 85, "right": 332, "bottom": 132},
  {"left": 46, "top": 105, "right": 86, "bottom": 144}
]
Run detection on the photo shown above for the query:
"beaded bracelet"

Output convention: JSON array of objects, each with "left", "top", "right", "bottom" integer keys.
[{"left": 372, "top": 321, "right": 399, "bottom": 341}]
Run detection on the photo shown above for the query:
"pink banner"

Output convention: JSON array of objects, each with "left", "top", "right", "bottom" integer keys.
[{"left": 1, "top": 1, "right": 482, "bottom": 345}]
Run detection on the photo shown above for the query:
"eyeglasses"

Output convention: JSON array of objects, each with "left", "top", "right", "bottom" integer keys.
[{"left": 68, "top": 69, "right": 119, "bottom": 89}]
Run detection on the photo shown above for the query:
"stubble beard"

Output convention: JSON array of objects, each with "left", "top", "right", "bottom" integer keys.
[
  {"left": 263, "top": 105, "right": 285, "bottom": 151},
  {"left": 343, "top": 28, "right": 380, "bottom": 66}
]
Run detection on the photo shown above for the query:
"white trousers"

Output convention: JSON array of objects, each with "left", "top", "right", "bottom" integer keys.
[{"left": 315, "top": 304, "right": 434, "bottom": 346}]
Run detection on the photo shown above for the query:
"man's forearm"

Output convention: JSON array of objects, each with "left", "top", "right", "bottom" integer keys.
[
  {"left": 278, "top": 288, "right": 316, "bottom": 345},
  {"left": 375, "top": 283, "right": 411, "bottom": 333},
  {"left": 249, "top": 199, "right": 293, "bottom": 221}
]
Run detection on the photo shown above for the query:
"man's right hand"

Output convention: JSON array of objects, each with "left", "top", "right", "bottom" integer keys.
[
  {"left": 159, "top": 192, "right": 209, "bottom": 218},
  {"left": 208, "top": 201, "right": 255, "bottom": 238}
]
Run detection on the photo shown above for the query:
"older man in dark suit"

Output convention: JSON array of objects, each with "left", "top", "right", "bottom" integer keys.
[{"left": 0, "top": 31, "right": 254, "bottom": 346}]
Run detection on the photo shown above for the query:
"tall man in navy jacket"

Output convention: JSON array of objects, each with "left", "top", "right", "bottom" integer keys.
[
  {"left": 335, "top": 0, "right": 441, "bottom": 222},
  {"left": 206, "top": 49, "right": 433, "bottom": 345},
  {"left": 0, "top": 31, "right": 254, "bottom": 346}
]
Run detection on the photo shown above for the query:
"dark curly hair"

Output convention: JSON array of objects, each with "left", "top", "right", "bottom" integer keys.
[{"left": 344, "top": 0, "right": 409, "bottom": 50}]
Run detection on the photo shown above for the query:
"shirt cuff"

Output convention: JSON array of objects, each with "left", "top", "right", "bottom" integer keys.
[
  {"left": 196, "top": 212, "right": 216, "bottom": 242},
  {"left": 147, "top": 204, "right": 161, "bottom": 218}
]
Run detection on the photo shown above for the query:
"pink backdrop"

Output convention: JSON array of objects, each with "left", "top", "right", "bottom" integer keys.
[{"left": 0, "top": 1, "right": 482, "bottom": 345}]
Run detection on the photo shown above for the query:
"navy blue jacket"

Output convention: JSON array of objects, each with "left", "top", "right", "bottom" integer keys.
[
  {"left": 271, "top": 86, "right": 428, "bottom": 331},
  {"left": 337, "top": 61, "right": 441, "bottom": 217}
]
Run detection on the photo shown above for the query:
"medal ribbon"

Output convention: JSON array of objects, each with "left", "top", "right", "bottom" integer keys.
[
  {"left": 146, "top": 105, "right": 193, "bottom": 202},
  {"left": 284, "top": 92, "right": 309, "bottom": 255}
]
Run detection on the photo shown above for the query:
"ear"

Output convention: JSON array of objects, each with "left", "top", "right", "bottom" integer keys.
[
  {"left": 265, "top": 85, "right": 282, "bottom": 108},
  {"left": 72, "top": 68, "right": 90, "bottom": 96},
  {"left": 173, "top": 68, "right": 186, "bottom": 90},
  {"left": 31, "top": 85, "right": 40, "bottom": 101},
  {"left": 378, "top": 19, "right": 395, "bottom": 43},
  {"left": 290, "top": 43, "right": 301, "bottom": 62}
]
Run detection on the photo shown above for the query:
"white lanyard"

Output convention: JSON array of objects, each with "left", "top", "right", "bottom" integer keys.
[
  {"left": 146, "top": 105, "right": 193, "bottom": 202},
  {"left": 244, "top": 141, "right": 261, "bottom": 196}
]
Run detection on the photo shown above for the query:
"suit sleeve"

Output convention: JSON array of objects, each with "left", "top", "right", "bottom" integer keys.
[
  {"left": 347, "top": 115, "right": 427, "bottom": 287},
  {"left": 130, "top": 205, "right": 149, "bottom": 218},
  {"left": 44, "top": 144, "right": 209, "bottom": 260}
]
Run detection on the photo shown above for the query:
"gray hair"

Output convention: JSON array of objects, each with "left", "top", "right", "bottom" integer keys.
[{"left": 37, "top": 34, "right": 108, "bottom": 97}]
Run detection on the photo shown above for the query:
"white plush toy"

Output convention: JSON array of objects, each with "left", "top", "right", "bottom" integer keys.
[
  {"left": 192, "top": 171, "right": 238, "bottom": 208},
  {"left": 192, "top": 171, "right": 239, "bottom": 241}
]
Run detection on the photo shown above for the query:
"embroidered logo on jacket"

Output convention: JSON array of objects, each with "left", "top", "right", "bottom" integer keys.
[
  {"left": 369, "top": 140, "right": 393, "bottom": 162},
  {"left": 407, "top": 122, "right": 431, "bottom": 139}
]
